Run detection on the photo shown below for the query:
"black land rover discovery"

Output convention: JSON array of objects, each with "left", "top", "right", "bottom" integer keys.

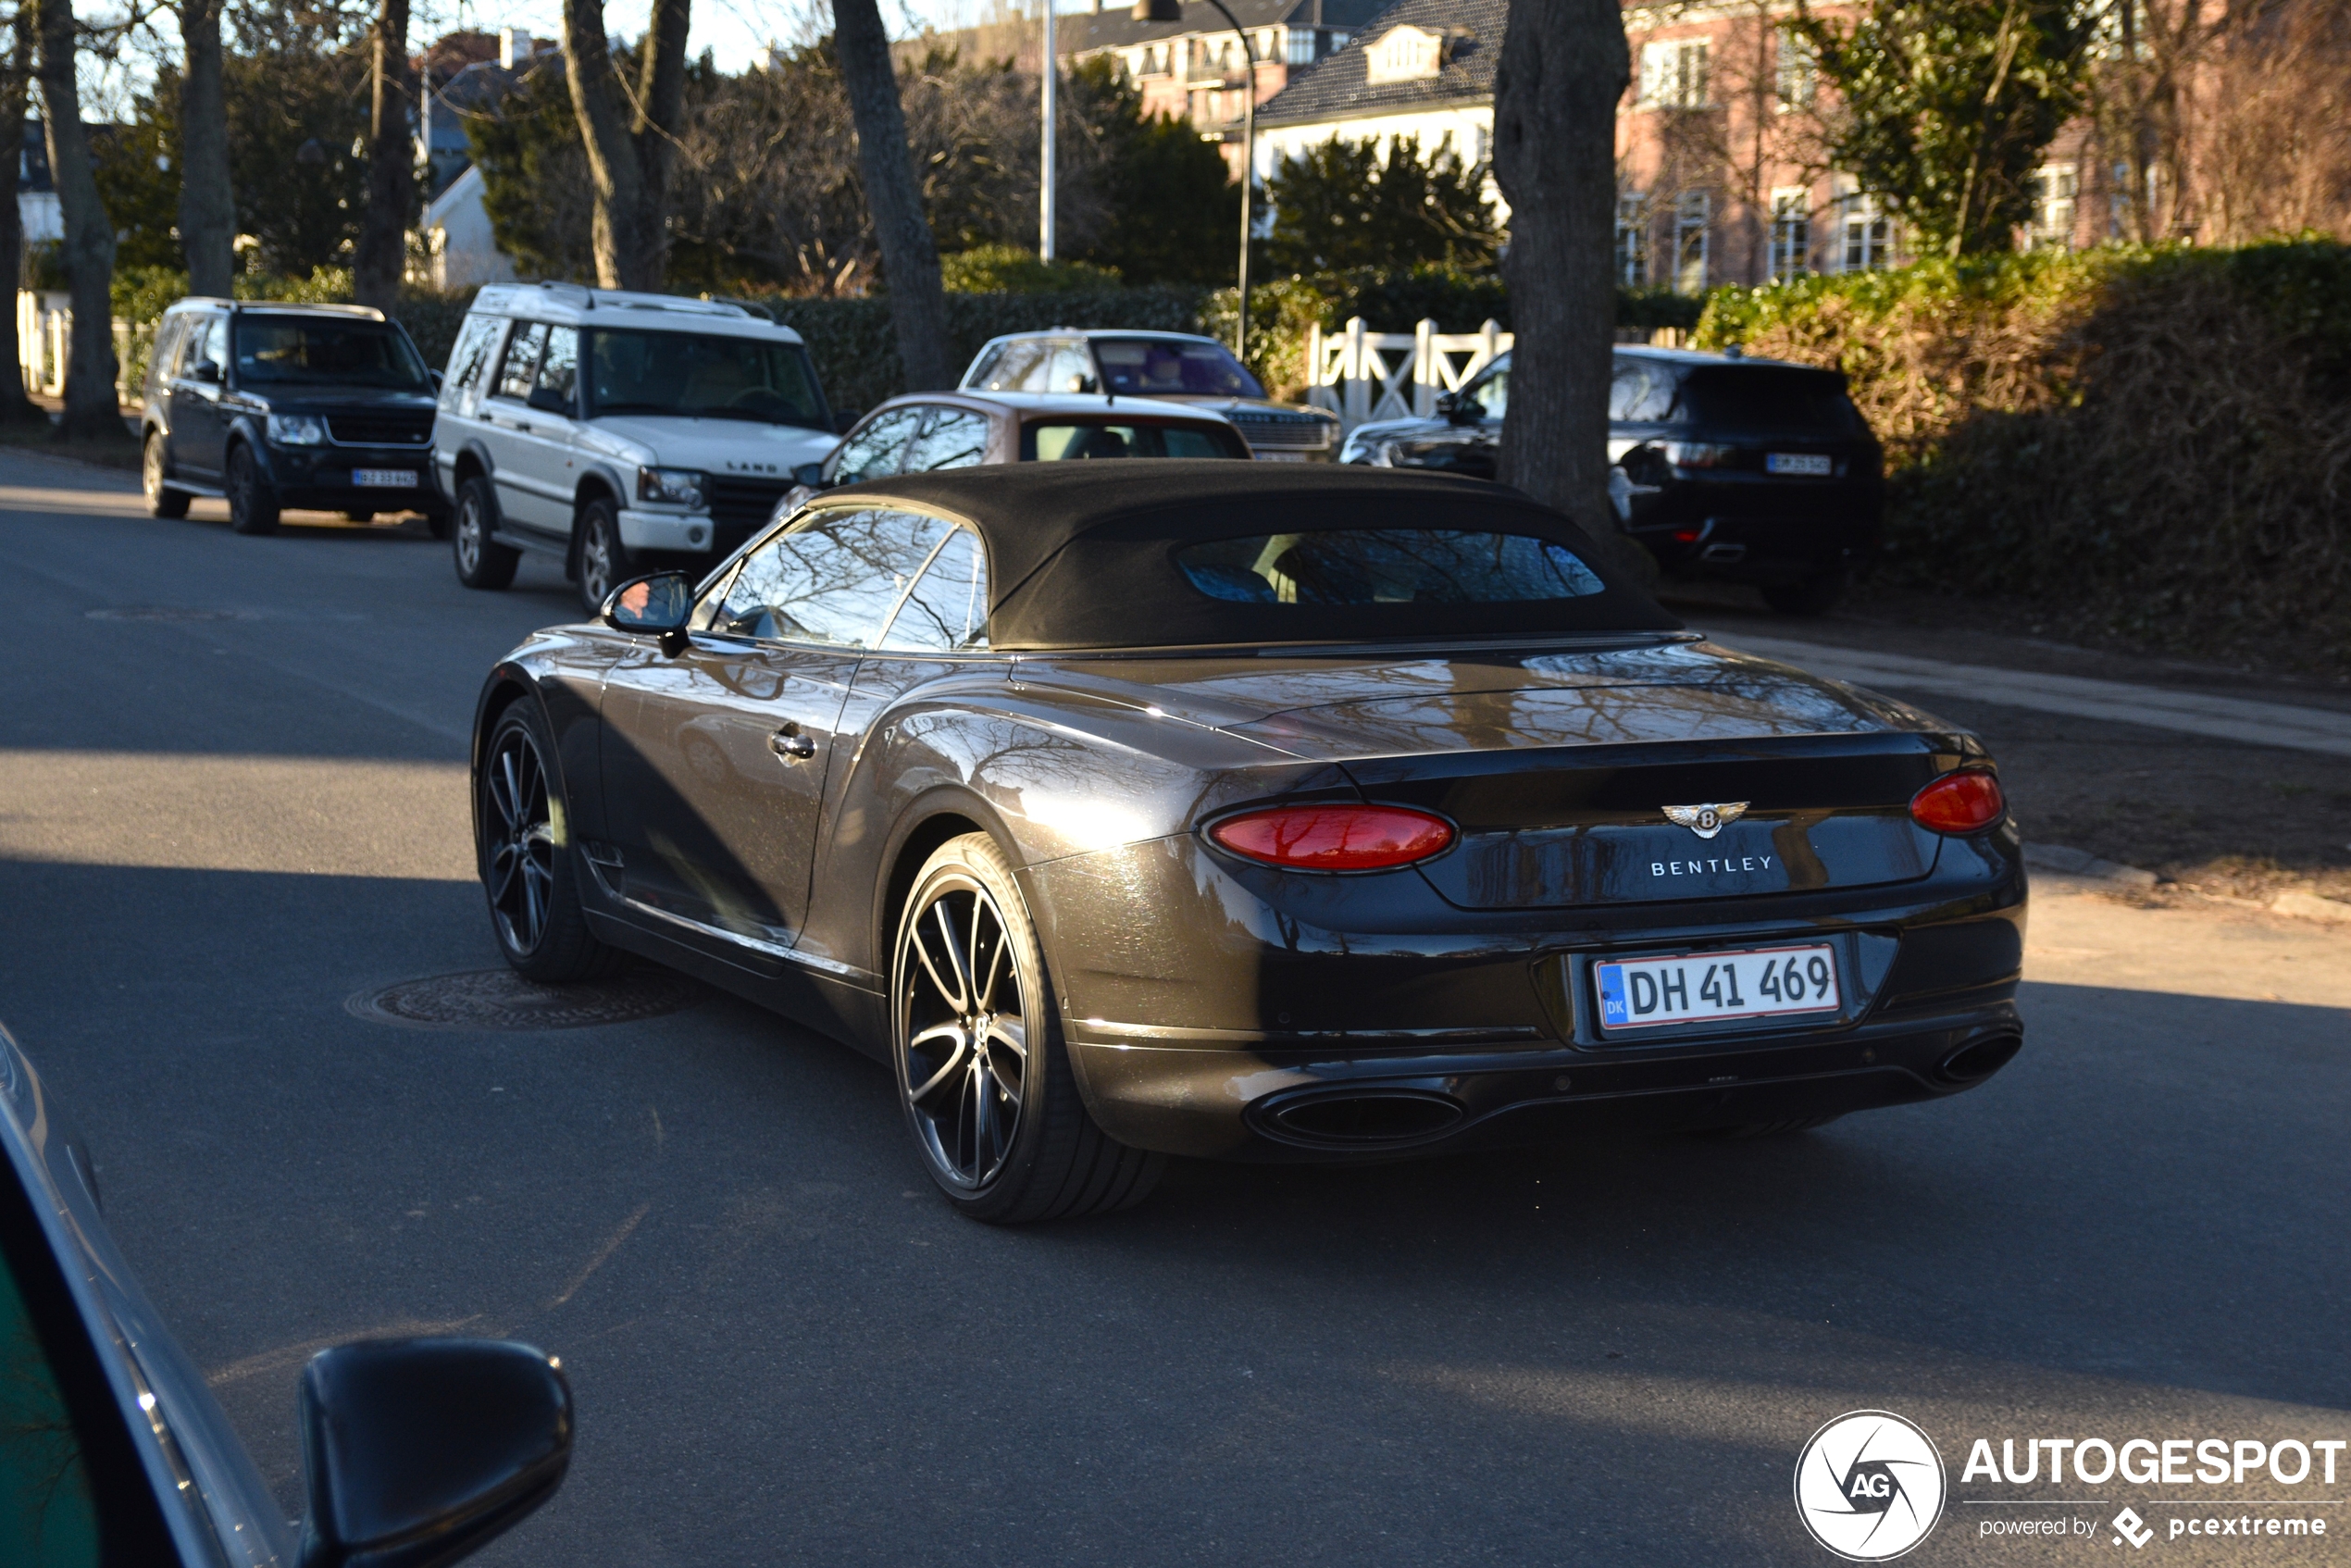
[{"left": 139, "top": 300, "right": 445, "bottom": 535}]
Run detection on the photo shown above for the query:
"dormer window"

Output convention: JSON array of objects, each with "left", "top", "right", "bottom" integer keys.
[{"left": 1365, "top": 24, "right": 1447, "bottom": 83}]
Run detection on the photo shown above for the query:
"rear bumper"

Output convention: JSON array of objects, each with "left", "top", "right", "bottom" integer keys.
[{"left": 1630, "top": 477, "right": 1883, "bottom": 583}]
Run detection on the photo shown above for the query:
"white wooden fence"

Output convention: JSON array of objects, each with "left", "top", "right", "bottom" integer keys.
[{"left": 1304, "top": 317, "right": 1512, "bottom": 432}]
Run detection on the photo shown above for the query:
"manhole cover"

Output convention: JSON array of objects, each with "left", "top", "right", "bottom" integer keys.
[
  {"left": 84, "top": 606, "right": 241, "bottom": 622},
  {"left": 347, "top": 968, "right": 703, "bottom": 1030}
]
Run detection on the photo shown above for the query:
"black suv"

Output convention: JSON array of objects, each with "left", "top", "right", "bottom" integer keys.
[
  {"left": 139, "top": 300, "right": 445, "bottom": 535},
  {"left": 1339, "top": 346, "right": 1884, "bottom": 613}
]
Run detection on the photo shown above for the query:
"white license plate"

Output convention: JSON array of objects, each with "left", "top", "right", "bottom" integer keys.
[
  {"left": 353, "top": 469, "right": 417, "bottom": 488},
  {"left": 1766, "top": 452, "right": 1833, "bottom": 477},
  {"left": 1596, "top": 943, "right": 1841, "bottom": 1030}
]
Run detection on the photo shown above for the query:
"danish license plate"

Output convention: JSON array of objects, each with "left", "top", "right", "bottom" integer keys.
[
  {"left": 353, "top": 468, "right": 417, "bottom": 488},
  {"left": 1766, "top": 452, "right": 1833, "bottom": 477},
  {"left": 1596, "top": 943, "right": 1841, "bottom": 1031}
]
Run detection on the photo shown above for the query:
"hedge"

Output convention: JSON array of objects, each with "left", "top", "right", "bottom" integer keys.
[{"left": 1696, "top": 240, "right": 2351, "bottom": 666}]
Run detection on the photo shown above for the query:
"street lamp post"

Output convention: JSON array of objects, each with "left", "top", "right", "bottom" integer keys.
[
  {"left": 1041, "top": 0, "right": 1057, "bottom": 260},
  {"left": 1132, "top": 0, "right": 1254, "bottom": 363}
]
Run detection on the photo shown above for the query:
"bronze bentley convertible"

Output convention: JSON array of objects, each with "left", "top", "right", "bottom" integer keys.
[{"left": 471, "top": 464, "right": 2026, "bottom": 1222}]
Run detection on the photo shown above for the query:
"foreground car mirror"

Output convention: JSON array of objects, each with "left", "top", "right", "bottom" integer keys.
[
  {"left": 297, "top": 1338, "right": 571, "bottom": 1568},
  {"left": 603, "top": 571, "right": 693, "bottom": 640}
]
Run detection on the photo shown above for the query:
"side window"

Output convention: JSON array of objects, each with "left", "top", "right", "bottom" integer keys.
[
  {"left": 1467, "top": 366, "right": 1507, "bottom": 419},
  {"left": 446, "top": 317, "right": 502, "bottom": 392},
  {"left": 148, "top": 317, "right": 187, "bottom": 384},
  {"left": 1608, "top": 361, "right": 1645, "bottom": 421},
  {"left": 962, "top": 343, "right": 1004, "bottom": 389},
  {"left": 198, "top": 314, "right": 229, "bottom": 372},
  {"left": 975, "top": 340, "right": 1046, "bottom": 392},
  {"left": 900, "top": 407, "right": 991, "bottom": 472},
  {"left": 493, "top": 322, "right": 548, "bottom": 402},
  {"left": 879, "top": 527, "right": 989, "bottom": 653},
  {"left": 708, "top": 507, "right": 952, "bottom": 647},
  {"left": 1043, "top": 342, "right": 1095, "bottom": 393},
  {"left": 829, "top": 407, "right": 924, "bottom": 484},
  {"left": 529, "top": 326, "right": 579, "bottom": 413}
]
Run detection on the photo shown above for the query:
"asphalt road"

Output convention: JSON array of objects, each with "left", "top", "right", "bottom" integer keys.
[{"left": 2, "top": 454, "right": 2345, "bottom": 1567}]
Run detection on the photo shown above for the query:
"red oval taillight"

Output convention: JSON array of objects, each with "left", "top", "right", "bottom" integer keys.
[
  {"left": 1910, "top": 769, "right": 2006, "bottom": 834},
  {"left": 1207, "top": 805, "right": 1455, "bottom": 871}
]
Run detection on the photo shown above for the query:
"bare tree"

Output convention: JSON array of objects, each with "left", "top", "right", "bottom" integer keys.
[
  {"left": 176, "top": 0, "right": 234, "bottom": 295},
  {"left": 0, "top": 6, "right": 44, "bottom": 421},
  {"left": 1492, "top": 0, "right": 1647, "bottom": 576},
  {"left": 353, "top": 0, "right": 414, "bottom": 309},
  {"left": 559, "top": 0, "right": 691, "bottom": 289},
  {"left": 34, "top": 0, "right": 118, "bottom": 441},
  {"left": 832, "top": 0, "right": 950, "bottom": 389}
]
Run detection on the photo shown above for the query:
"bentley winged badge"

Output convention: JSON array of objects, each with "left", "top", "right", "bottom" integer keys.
[{"left": 1662, "top": 802, "right": 1748, "bottom": 840}]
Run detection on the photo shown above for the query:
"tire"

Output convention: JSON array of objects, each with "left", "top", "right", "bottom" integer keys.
[
  {"left": 478, "top": 699, "right": 616, "bottom": 982},
  {"left": 225, "top": 442, "right": 278, "bottom": 535},
  {"left": 1761, "top": 568, "right": 1846, "bottom": 616},
  {"left": 453, "top": 474, "right": 519, "bottom": 591},
  {"left": 574, "top": 495, "right": 628, "bottom": 617},
  {"left": 891, "top": 832, "right": 1163, "bottom": 1224},
  {"left": 142, "top": 431, "right": 189, "bottom": 518}
]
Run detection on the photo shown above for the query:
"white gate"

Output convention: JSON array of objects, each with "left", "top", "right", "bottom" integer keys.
[{"left": 1303, "top": 317, "right": 1512, "bottom": 433}]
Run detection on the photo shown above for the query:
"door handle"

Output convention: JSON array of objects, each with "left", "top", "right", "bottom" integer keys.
[{"left": 769, "top": 723, "right": 815, "bottom": 762}]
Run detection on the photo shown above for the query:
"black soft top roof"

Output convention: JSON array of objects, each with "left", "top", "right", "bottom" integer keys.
[{"left": 818, "top": 461, "right": 1682, "bottom": 650}]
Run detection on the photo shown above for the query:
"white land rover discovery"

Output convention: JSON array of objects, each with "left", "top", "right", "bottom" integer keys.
[{"left": 434, "top": 284, "right": 840, "bottom": 613}]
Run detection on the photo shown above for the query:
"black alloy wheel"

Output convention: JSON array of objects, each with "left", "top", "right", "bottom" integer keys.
[
  {"left": 453, "top": 474, "right": 519, "bottom": 591},
  {"left": 892, "top": 833, "right": 1163, "bottom": 1223},
  {"left": 478, "top": 701, "right": 612, "bottom": 981},
  {"left": 142, "top": 432, "right": 189, "bottom": 518},
  {"left": 225, "top": 443, "right": 279, "bottom": 535},
  {"left": 575, "top": 496, "right": 628, "bottom": 616}
]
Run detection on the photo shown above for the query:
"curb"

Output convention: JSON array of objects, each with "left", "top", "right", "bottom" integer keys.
[{"left": 2022, "top": 842, "right": 2158, "bottom": 890}]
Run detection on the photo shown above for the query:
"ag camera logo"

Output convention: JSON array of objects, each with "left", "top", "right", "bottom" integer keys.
[{"left": 1796, "top": 1411, "right": 1947, "bottom": 1561}]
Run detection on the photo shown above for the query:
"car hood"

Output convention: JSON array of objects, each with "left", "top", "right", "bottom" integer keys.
[
  {"left": 1014, "top": 638, "right": 1944, "bottom": 757},
  {"left": 240, "top": 387, "right": 437, "bottom": 415},
  {"left": 577, "top": 417, "right": 841, "bottom": 475}
]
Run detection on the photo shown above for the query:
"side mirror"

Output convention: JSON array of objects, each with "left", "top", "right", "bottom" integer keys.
[
  {"left": 603, "top": 572, "right": 693, "bottom": 652},
  {"left": 1438, "top": 392, "right": 1484, "bottom": 427},
  {"left": 189, "top": 359, "right": 221, "bottom": 384},
  {"left": 296, "top": 1338, "right": 570, "bottom": 1568},
  {"left": 791, "top": 460, "right": 826, "bottom": 488}
]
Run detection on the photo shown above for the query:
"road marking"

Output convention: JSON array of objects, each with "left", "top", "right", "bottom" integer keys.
[{"left": 1714, "top": 633, "right": 2351, "bottom": 757}]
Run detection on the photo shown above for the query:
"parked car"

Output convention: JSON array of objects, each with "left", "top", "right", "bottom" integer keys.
[
  {"left": 0, "top": 1018, "right": 571, "bottom": 1564},
  {"left": 473, "top": 463, "right": 2024, "bottom": 1226},
  {"left": 777, "top": 389, "right": 1250, "bottom": 514},
  {"left": 1340, "top": 347, "right": 1886, "bottom": 614},
  {"left": 959, "top": 330, "right": 1340, "bottom": 461},
  {"left": 139, "top": 300, "right": 446, "bottom": 535},
  {"left": 434, "top": 283, "right": 840, "bottom": 615}
]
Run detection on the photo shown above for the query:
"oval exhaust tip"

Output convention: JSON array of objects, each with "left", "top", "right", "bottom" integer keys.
[
  {"left": 1264, "top": 1090, "right": 1464, "bottom": 1146},
  {"left": 1939, "top": 1033, "right": 2022, "bottom": 1084}
]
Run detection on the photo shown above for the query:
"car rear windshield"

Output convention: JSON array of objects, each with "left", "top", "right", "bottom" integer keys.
[
  {"left": 233, "top": 317, "right": 429, "bottom": 391},
  {"left": 586, "top": 330, "right": 828, "bottom": 428},
  {"left": 1025, "top": 421, "right": 1248, "bottom": 461},
  {"left": 1177, "top": 529, "right": 1607, "bottom": 606},
  {"left": 1673, "top": 366, "right": 1864, "bottom": 436},
  {"left": 1091, "top": 338, "right": 1265, "bottom": 400}
]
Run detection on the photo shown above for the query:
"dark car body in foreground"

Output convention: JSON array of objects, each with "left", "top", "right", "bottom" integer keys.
[
  {"left": 470, "top": 464, "right": 2023, "bottom": 1223},
  {"left": 0, "top": 1022, "right": 570, "bottom": 1565},
  {"left": 1342, "top": 346, "right": 1885, "bottom": 612},
  {"left": 139, "top": 301, "right": 445, "bottom": 536}
]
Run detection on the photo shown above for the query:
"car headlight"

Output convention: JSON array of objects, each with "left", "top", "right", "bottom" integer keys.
[
  {"left": 637, "top": 466, "right": 707, "bottom": 509},
  {"left": 266, "top": 414, "right": 328, "bottom": 446}
]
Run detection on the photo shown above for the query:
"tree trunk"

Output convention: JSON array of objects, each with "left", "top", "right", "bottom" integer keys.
[
  {"left": 559, "top": 0, "right": 690, "bottom": 290},
  {"left": 34, "top": 0, "right": 118, "bottom": 442},
  {"left": 0, "top": 6, "right": 44, "bottom": 422},
  {"left": 831, "top": 0, "right": 951, "bottom": 392},
  {"left": 1490, "top": 0, "right": 1649, "bottom": 580},
  {"left": 175, "top": 0, "right": 235, "bottom": 297},
  {"left": 353, "top": 0, "right": 415, "bottom": 310}
]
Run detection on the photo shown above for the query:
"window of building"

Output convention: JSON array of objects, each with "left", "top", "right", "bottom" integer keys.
[
  {"left": 2028, "top": 163, "right": 2077, "bottom": 249},
  {"left": 1775, "top": 29, "right": 1817, "bottom": 107},
  {"left": 1674, "top": 190, "right": 1709, "bottom": 292},
  {"left": 1771, "top": 188, "right": 1810, "bottom": 280},
  {"left": 1615, "top": 193, "right": 1648, "bottom": 287},
  {"left": 1837, "top": 191, "right": 1890, "bottom": 271},
  {"left": 1638, "top": 39, "right": 1710, "bottom": 109},
  {"left": 1287, "top": 29, "right": 1314, "bottom": 63}
]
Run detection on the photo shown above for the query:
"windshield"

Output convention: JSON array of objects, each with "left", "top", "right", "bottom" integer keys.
[
  {"left": 233, "top": 317, "right": 429, "bottom": 391},
  {"left": 1673, "top": 367, "right": 1864, "bottom": 436},
  {"left": 586, "top": 330, "right": 829, "bottom": 428},
  {"left": 1177, "top": 529, "right": 1606, "bottom": 606},
  {"left": 1025, "top": 421, "right": 1248, "bottom": 460},
  {"left": 1091, "top": 338, "right": 1265, "bottom": 400}
]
